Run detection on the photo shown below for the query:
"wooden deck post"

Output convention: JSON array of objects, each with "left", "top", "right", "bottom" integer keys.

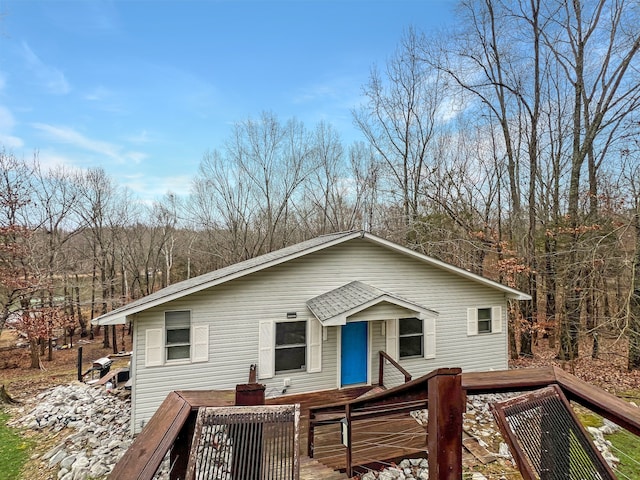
[
  {"left": 235, "top": 382, "right": 265, "bottom": 406},
  {"left": 233, "top": 383, "right": 266, "bottom": 480},
  {"left": 428, "top": 368, "right": 463, "bottom": 480},
  {"left": 345, "top": 403, "right": 353, "bottom": 478},
  {"left": 308, "top": 413, "right": 315, "bottom": 458},
  {"left": 77, "top": 346, "right": 83, "bottom": 382},
  {"left": 169, "top": 411, "right": 196, "bottom": 480}
]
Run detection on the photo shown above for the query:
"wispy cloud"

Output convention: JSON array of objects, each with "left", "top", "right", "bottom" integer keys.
[
  {"left": 32, "top": 123, "right": 146, "bottom": 164},
  {"left": 21, "top": 42, "right": 71, "bottom": 95},
  {"left": 292, "top": 74, "right": 363, "bottom": 108},
  {"left": 36, "top": 149, "right": 82, "bottom": 172},
  {"left": 83, "top": 86, "right": 113, "bottom": 102},
  {"left": 119, "top": 173, "right": 192, "bottom": 201},
  {"left": 126, "top": 130, "right": 154, "bottom": 145},
  {"left": 0, "top": 105, "right": 24, "bottom": 149}
]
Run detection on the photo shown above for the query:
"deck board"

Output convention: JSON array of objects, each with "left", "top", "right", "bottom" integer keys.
[{"left": 265, "top": 387, "right": 427, "bottom": 471}]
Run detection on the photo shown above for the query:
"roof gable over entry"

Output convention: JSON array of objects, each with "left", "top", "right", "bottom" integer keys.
[
  {"left": 307, "top": 281, "right": 437, "bottom": 326},
  {"left": 93, "top": 230, "right": 531, "bottom": 326}
]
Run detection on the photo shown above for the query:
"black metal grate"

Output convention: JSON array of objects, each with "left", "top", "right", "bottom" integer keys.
[
  {"left": 491, "top": 385, "right": 616, "bottom": 480},
  {"left": 186, "top": 405, "right": 300, "bottom": 480}
]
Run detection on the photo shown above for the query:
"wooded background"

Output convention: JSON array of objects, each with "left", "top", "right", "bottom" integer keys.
[{"left": 1, "top": 0, "right": 639, "bottom": 369}]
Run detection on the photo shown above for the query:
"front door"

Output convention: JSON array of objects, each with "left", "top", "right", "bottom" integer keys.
[{"left": 341, "top": 321, "right": 368, "bottom": 386}]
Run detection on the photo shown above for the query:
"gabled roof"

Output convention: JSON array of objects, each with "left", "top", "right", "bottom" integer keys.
[
  {"left": 307, "top": 281, "right": 437, "bottom": 326},
  {"left": 94, "top": 230, "right": 530, "bottom": 326}
]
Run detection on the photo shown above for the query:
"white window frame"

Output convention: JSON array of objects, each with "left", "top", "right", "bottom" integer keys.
[
  {"left": 165, "top": 310, "right": 191, "bottom": 362},
  {"left": 467, "top": 306, "right": 503, "bottom": 336},
  {"left": 398, "top": 317, "right": 423, "bottom": 358},
  {"left": 258, "top": 317, "right": 323, "bottom": 380},
  {"left": 274, "top": 320, "right": 307, "bottom": 373},
  {"left": 144, "top": 310, "right": 209, "bottom": 367},
  {"left": 386, "top": 315, "right": 436, "bottom": 361}
]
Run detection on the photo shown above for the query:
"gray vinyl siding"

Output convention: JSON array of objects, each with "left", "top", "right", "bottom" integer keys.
[{"left": 131, "top": 238, "right": 509, "bottom": 432}]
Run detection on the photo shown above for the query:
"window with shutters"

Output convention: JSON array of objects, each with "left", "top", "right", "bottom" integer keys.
[
  {"left": 166, "top": 311, "right": 191, "bottom": 361},
  {"left": 467, "top": 306, "right": 502, "bottom": 336},
  {"left": 275, "top": 321, "right": 306, "bottom": 372},
  {"left": 399, "top": 317, "right": 423, "bottom": 358}
]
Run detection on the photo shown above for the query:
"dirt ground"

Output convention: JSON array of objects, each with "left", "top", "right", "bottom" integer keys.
[{"left": 0, "top": 327, "right": 132, "bottom": 402}]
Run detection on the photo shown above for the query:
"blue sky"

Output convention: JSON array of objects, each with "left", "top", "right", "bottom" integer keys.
[{"left": 0, "top": 0, "right": 455, "bottom": 201}]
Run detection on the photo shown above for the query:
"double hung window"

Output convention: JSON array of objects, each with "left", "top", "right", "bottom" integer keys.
[
  {"left": 275, "top": 321, "right": 306, "bottom": 372},
  {"left": 399, "top": 317, "right": 423, "bottom": 358},
  {"left": 165, "top": 311, "right": 191, "bottom": 361}
]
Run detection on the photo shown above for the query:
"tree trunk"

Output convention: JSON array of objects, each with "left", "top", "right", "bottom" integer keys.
[
  {"left": 628, "top": 210, "right": 640, "bottom": 370},
  {"left": 509, "top": 316, "right": 519, "bottom": 360},
  {"left": 76, "top": 282, "right": 87, "bottom": 338},
  {"left": 112, "top": 324, "right": 118, "bottom": 354},
  {"left": 29, "top": 339, "right": 40, "bottom": 369},
  {"left": 0, "top": 385, "right": 19, "bottom": 405},
  {"left": 103, "top": 324, "right": 110, "bottom": 349}
]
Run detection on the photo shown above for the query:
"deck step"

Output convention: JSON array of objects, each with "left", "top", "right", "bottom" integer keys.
[{"left": 300, "top": 456, "right": 348, "bottom": 479}]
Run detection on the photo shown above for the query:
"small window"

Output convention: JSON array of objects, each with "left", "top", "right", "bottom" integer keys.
[
  {"left": 166, "top": 311, "right": 190, "bottom": 361},
  {"left": 275, "top": 321, "right": 306, "bottom": 372},
  {"left": 399, "top": 317, "right": 423, "bottom": 358},
  {"left": 478, "top": 308, "right": 492, "bottom": 334}
]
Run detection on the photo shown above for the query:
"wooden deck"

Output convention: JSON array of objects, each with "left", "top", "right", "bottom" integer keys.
[
  {"left": 267, "top": 386, "right": 429, "bottom": 472},
  {"left": 107, "top": 367, "right": 640, "bottom": 480}
]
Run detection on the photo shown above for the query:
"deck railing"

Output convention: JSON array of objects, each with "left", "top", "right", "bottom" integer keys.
[
  {"left": 107, "top": 366, "right": 640, "bottom": 480},
  {"left": 308, "top": 366, "right": 640, "bottom": 478},
  {"left": 378, "top": 350, "right": 412, "bottom": 387}
]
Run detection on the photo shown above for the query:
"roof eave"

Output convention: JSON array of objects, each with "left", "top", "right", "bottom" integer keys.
[{"left": 362, "top": 233, "right": 532, "bottom": 301}]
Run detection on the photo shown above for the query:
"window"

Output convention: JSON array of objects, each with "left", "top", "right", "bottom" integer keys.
[
  {"left": 477, "top": 308, "right": 492, "bottom": 334},
  {"left": 166, "top": 311, "right": 190, "bottom": 360},
  {"left": 467, "top": 306, "right": 502, "bottom": 336},
  {"left": 399, "top": 317, "right": 423, "bottom": 358},
  {"left": 275, "top": 321, "right": 306, "bottom": 372}
]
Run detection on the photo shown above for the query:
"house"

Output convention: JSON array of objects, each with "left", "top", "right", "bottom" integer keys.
[{"left": 93, "top": 230, "right": 530, "bottom": 434}]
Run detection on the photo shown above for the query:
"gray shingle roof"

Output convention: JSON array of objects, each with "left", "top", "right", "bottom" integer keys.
[
  {"left": 306, "top": 281, "right": 435, "bottom": 325},
  {"left": 94, "top": 230, "right": 361, "bottom": 324}
]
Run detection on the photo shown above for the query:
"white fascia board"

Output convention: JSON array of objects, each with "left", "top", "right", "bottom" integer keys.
[
  {"left": 92, "top": 315, "right": 126, "bottom": 326},
  {"left": 363, "top": 233, "right": 532, "bottom": 301}
]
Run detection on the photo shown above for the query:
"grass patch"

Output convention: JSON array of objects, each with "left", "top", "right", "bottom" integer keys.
[
  {"left": 0, "top": 409, "right": 33, "bottom": 480},
  {"left": 607, "top": 429, "right": 640, "bottom": 478}
]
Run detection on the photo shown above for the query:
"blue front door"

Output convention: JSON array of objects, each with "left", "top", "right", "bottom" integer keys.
[{"left": 341, "top": 321, "right": 368, "bottom": 386}]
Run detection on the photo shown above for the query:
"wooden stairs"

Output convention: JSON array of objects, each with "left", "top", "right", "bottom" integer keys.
[{"left": 300, "top": 455, "right": 348, "bottom": 479}]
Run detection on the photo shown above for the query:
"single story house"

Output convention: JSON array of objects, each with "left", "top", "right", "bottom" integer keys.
[{"left": 93, "top": 230, "right": 530, "bottom": 434}]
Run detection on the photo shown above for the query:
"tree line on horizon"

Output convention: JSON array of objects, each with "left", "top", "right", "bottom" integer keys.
[{"left": 1, "top": 0, "right": 640, "bottom": 370}]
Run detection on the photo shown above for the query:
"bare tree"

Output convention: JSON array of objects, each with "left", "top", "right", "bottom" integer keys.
[
  {"left": 542, "top": 0, "right": 640, "bottom": 360},
  {"left": 354, "top": 27, "right": 446, "bottom": 236}
]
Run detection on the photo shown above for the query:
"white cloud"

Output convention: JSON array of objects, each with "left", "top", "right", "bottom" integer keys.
[
  {"left": 32, "top": 122, "right": 146, "bottom": 164},
  {"left": 21, "top": 42, "right": 71, "bottom": 95},
  {"left": 0, "top": 106, "right": 16, "bottom": 131},
  {"left": 119, "top": 173, "right": 192, "bottom": 200},
  {"left": 84, "top": 86, "right": 112, "bottom": 101},
  {"left": 127, "top": 151, "right": 148, "bottom": 164},
  {"left": 0, "top": 105, "right": 24, "bottom": 148},
  {"left": 126, "top": 130, "right": 153, "bottom": 145},
  {"left": 36, "top": 149, "right": 81, "bottom": 171},
  {"left": 436, "top": 96, "right": 469, "bottom": 123}
]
